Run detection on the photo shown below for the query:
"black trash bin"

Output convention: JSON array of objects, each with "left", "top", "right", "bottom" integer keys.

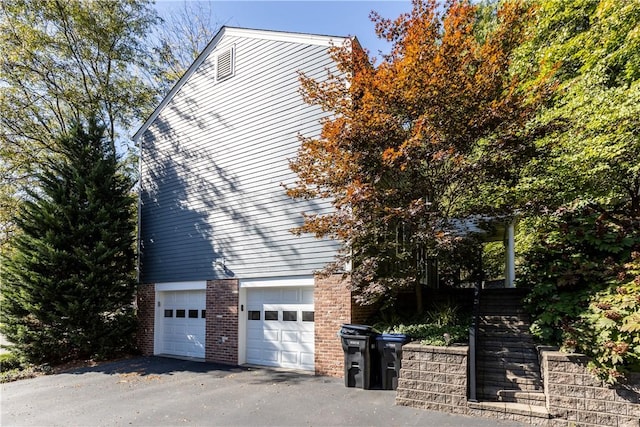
[
  {"left": 339, "top": 324, "right": 380, "bottom": 389},
  {"left": 376, "top": 333, "right": 411, "bottom": 390}
]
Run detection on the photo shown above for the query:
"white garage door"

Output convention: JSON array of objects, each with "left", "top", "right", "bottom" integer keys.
[
  {"left": 246, "top": 287, "right": 314, "bottom": 371},
  {"left": 158, "top": 290, "right": 206, "bottom": 358}
]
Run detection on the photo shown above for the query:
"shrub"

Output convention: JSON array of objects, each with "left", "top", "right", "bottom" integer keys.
[
  {"left": 373, "top": 302, "right": 470, "bottom": 345},
  {"left": 569, "top": 254, "right": 640, "bottom": 383},
  {"left": 0, "top": 353, "right": 22, "bottom": 372},
  {"left": 0, "top": 352, "right": 48, "bottom": 383},
  {"left": 519, "top": 202, "right": 640, "bottom": 383},
  {"left": 519, "top": 203, "right": 639, "bottom": 345}
]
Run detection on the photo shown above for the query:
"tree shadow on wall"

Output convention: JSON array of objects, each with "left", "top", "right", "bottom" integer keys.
[
  {"left": 139, "top": 80, "right": 339, "bottom": 283},
  {"left": 139, "top": 116, "right": 230, "bottom": 283}
]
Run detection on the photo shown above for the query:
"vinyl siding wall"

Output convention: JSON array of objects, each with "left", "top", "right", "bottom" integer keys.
[{"left": 139, "top": 33, "right": 342, "bottom": 283}]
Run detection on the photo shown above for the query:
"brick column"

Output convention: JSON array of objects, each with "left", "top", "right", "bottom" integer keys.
[
  {"left": 136, "top": 283, "right": 155, "bottom": 356},
  {"left": 314, "top": 274, "right": 353, "bottom": 377},
  {"left": 205, "top": 279, "right": 239, "bottom": 365}
]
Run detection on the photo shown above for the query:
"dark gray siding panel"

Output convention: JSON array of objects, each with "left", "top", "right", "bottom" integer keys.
[{"left": 140, "top": 34, "right": 343, "bottom": 283}]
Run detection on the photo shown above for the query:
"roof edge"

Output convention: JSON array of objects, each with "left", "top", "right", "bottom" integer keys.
[{"left": 132, "top": 26, "right": 350, "bottom": 142}]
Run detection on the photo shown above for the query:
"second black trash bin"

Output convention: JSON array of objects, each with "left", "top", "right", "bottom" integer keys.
[
  {"left": 339, "top": 324, "right": 380, "bottom": 389},
  {"left": 376, "top": 333, "right": 411, "bottom": 390}
]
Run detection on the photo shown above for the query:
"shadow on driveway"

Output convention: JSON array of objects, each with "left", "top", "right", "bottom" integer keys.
[
  {"left": 65, "top": 356, "right": 318, "bottom": 385},
  {"left": 66, "top": 356, "right": 245, "bottom": 377},
  {"left": 1, "top": 356, "right": 525, "bottom": 426}
]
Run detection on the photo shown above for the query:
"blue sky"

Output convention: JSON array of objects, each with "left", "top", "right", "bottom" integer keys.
[{"left": 155, "top": 1, "right": 413, "bottom": 58}]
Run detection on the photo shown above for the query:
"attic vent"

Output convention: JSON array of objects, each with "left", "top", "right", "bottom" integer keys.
[{"left": 216, "top": 47, "right": 234, "bottom": 81}]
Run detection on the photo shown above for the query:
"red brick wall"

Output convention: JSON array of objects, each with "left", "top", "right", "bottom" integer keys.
[
  {"left": 205, "top": 279, "right": 239, "bottom": 365},
  {"left": 351, "top": 300, "right": 379, "bottom": 325},
  {"left": 314, "top": 274, "right": 354, "bottom": 377},
  {"left": 136, "top": 283, "right": 155, "bottom": 356}
]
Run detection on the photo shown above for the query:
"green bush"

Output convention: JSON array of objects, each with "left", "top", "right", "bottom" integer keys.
[
  {"left": 0, "top": 353, "right": 21, "bottom": 372},
  {"left": 569, "top": 255, "right": 640, "bottom": 383},
  {"left": 0, "top": 352, "right": 43, "bottom": 383},
  {"left": 373, "top": 302, "right": 470, "bottom": 345},
  {"left": 519, "top": 203, "right": 639, "bottom": 345},
  {"left": 518, "top": 203, "right": 640, "bottom": 383}
]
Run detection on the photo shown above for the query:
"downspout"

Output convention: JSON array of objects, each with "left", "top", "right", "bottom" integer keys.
[{"left": 135, "top": 134, "right": 142, "bottom": 285}]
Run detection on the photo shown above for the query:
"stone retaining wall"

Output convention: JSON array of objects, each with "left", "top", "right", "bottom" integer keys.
[
  {"left": 395, "top": 344, "right": 640, "bottom": 426},
  {"left": 395, "top": 344, "right": 469, "bottom": 415},
  {"left": 542, "top": 351, "right": 640, "bottom": 427}
]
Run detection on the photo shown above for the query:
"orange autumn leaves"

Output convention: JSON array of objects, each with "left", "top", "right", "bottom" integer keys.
[{"left": 288, "top": 0, "right": 548, "bottom": 296}]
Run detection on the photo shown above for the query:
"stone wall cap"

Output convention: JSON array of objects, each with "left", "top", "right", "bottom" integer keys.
[
  {"left": 541, "top": 350, "right": 589, "bottom": 361},
  {"left": 403, "top": 343, "right": 469, "bottom": 354}
]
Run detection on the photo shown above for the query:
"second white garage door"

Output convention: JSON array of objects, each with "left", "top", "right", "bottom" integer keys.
[{"left": 246, "top": 287, "right": 314, "bottom": 371}]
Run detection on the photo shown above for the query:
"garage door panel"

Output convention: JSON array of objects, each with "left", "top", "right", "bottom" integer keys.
[
  {"left": 247, "top": 348, "right": 261, "bottom": 360},
  {"left": 263, "top": 329, "right": 279, "bottom": 341},
  {"left": 246, "top": 329, "right": 263, "bottom": 341},
  {"left": 281, "top": 351, "right": 298, "bottom": 365},
  {"left": 281, "top": 330, "right": 299, "bottom": 343},
  {"left": 300, "top": 331, "right": 314, "bottom": 344},
  {"left": 262, "top": 349, "right": 279, "bottom": 363},
  {"left": 300, "top": 352, "right": 314, "bottom": 367}
]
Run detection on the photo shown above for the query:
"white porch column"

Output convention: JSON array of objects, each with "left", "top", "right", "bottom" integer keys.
[{"left": 505, "top": 222, "right": 515, "bottom": 288}]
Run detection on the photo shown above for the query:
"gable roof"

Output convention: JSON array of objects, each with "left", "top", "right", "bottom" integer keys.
[{"left": 133, "top": 26, "right": 351, "bottom": 141}]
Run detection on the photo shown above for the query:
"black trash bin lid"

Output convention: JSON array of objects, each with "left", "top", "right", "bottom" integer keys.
[
  {"left": 376, "top": 333, "right": 410, "bottom": 343},
  {"left": 339, "top": 324, "right": 380, "bottom": 335}
]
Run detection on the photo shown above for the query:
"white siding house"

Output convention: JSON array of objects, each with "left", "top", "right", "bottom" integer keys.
[{"left": 134, "top": 27, "right": 348, "bottom": 370}]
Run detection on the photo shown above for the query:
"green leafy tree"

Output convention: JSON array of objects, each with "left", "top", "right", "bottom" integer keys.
[
  {"left": 0, "top": 119, "right": 137, "bottom": 364},
  {"left": 514, "top": 0, "right": 640, "bottom": 215},
  {"left": 0, "top": 0, "right": 160, "bottom": 249},
  {"left": 520, "top": 203, "right": 639, "bottom": 341},
  {"left": 511, "top": 1, "right": 640, "bottom": 380}
]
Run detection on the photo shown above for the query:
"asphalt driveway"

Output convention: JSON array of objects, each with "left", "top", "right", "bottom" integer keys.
[{"left": 1, "top": 356, "right": 524, "bottom": 426}]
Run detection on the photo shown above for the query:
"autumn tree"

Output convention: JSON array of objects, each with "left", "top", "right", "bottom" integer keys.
[{"left": 288, "top": 0, "right": 550, "bottom": 309}]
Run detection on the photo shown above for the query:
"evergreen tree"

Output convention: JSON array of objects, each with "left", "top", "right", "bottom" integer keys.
[{"left": 0, "top": 119, "right": 136, "bottom": 364}]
